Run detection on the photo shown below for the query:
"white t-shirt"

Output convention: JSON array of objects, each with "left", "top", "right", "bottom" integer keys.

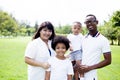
[
  {"left": 81, "top": 33, "right": 111, "bottom": 80},
  {"left": 67, "top": 33, "right": 83, "bottom": 51},
  {"left": 25, "top": 37, "right": 55, "bottom": 80},
  {"left": 46, "top": 57, "right": 74, "bottom": 80}
]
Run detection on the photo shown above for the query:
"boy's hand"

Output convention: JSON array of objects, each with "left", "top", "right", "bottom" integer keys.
[{"left": 69, "top": 46, "right": 73, "bottom": 51}]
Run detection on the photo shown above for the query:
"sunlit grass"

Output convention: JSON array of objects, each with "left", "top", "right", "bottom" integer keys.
[
  {"left": 0, "top": 37, "right": 120, "bottom": 80},
  {"left": 98, "top": 45, "right": 120, "bottom": 80},
  {"left": 0, "top": 37, "right": 31, "bottom": 80}
]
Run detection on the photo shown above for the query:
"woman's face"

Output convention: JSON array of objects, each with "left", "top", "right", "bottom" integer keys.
[{"left": 40, "top": 27, "right": 52, "bottom": 41}]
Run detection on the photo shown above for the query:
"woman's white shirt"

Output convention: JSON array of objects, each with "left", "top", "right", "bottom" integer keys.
[{"left": 25, "top": 37, "right": 55, "bottom": 80}]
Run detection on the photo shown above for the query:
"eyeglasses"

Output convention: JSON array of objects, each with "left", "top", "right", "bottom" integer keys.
[{"left": 84, "top": 20, "right": 96, "bottom": 25}]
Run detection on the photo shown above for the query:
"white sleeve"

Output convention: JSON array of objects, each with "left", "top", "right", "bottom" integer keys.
[
  {"left": 67, "top": 60, "right": 74, "bottom": 75},
  {"left": 25, "top": 42, "right": 37, "bottom": 58},
  {"left": 102, "top": 38, "right": 111, "bottom": 53}
]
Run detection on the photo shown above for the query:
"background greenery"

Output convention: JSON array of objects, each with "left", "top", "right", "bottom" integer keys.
[
  {"left": 0, "top": 7, "right": 120, "bottom": 80},
  {"left": 0, "top": 37, "right": 120, "bottom": 80},
  {"left": 0, "top": 9, "right": 120, "bottom": 45}
]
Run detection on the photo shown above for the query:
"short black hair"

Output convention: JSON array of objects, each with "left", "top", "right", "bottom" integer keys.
[
  {"left": 86, "top": 14, "right": 97, "bottom": 20},
  {"left": 51, "top": 36, "right": 70, "bottom": 50}
]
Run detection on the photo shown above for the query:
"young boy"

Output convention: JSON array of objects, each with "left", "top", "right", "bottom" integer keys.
[
  {"left": 67, "top": 22, "right": 84, "bottom": 80},
  {"left": 45, "top": 36, "right": 74, "bottom": 80}
]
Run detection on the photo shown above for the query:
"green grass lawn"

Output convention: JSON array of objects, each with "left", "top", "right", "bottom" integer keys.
[
  {"left": 98, "top": 45, "right": 120, "bottom": 80},
  {"left": 0, "top": 37, "right": 31, "bottom": 80},
  {"left": 0, "top": 37, "right": 120, "bottom": 80}
]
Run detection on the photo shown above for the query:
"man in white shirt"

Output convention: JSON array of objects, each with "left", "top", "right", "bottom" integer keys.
[{"left": 78, "top": 14, "right": 112, "bottom": 80}]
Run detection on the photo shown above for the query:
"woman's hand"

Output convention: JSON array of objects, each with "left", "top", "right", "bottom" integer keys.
[{"left": 41, "top": 62, "right": 50, "bottom": 69}]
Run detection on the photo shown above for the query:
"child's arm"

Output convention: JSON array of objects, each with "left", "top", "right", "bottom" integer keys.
[
  {"left": 69, "top": 43, "right": 73, "bottom": 51},
  {"left": 45, "top": 71, "right": 50, "bottom": 80},
  {"left": 67, "top": 75, "right": 72, "bottom": 80}
]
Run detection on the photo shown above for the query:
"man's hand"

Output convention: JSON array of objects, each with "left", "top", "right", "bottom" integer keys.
[{"left": 78, "top": 65, "right": 90, "bottom": 73}]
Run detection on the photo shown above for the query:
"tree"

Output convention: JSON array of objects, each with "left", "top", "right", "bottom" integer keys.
[
  {"left": 110, "top": 10, "right": 120, "bottom": 27},
  {"left": 55, "top": 25, "right": 71, "bottom": 34},
  {"left": 0, "top": 10, "right": 18, "bottom": 36},
  {"left": 109, "top": 10, "right": 120, "bottom": 45},
  {"left": 34, "top": 22, "right": 38, "bottom": 32}
]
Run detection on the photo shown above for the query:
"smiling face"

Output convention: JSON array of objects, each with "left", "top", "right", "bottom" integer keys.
[
  {"left": 84, "top": 15, "right": 98, "bottom": 32},
  {"left": 72, "top": 22, "right": 82, "bottom": 35},
  {"left": 55, "top": 43, "right": 67, "bottom": 59},
  {"left": 40, "top": 27, "right": 52, "bottom": 42}
]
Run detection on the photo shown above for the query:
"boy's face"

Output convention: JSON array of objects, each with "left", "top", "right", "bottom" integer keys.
[
  {"left": 72, "top": 23, "right": 81, "bottom": 35},
  {"left": 55, "top": 43, "right": 67, "bottom": 58}
]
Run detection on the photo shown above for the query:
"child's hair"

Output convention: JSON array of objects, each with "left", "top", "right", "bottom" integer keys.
[
  {"left": 51, "top": 36, "right": 70, "bottom": 50},
  {"left": 73, "top": 21, "right": 82, "bottom": 27}
]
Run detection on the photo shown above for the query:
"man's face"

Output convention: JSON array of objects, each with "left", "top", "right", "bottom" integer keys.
[{"left": 84, "top": 16, "right": 98, "bottom": 32}]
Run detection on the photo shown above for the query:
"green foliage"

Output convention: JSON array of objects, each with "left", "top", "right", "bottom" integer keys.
[
  {"left": 102, "top": 10, "right": 120, "bottom": 45},
  {"left": 110, "top": 10, "right": 120, "bottom": 27},
  {"left": 55, "top": 25, "right": 71, "bottom": 34},
  {"left": 0, "top": 10, "right": 18, "bottom": 36}
]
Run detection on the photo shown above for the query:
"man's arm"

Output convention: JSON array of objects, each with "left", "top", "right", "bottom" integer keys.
[
  {"left": 90, "top": 52, "right": 111, "bottom": 69},
  {"left": 79, "top": 52, "right": 111, "bottom": 73}
]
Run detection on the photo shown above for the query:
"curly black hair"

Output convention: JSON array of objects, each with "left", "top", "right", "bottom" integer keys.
[{"left": 51, "top": 36, "right": 70, "bottom": 50}]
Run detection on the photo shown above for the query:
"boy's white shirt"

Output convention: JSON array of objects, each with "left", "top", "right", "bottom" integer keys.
[
  {"left": 67, "top": 33, "right": 83, "bottom": 51},
  {"left": 46, "top": 56, "right": 74, "bottom": 80}
]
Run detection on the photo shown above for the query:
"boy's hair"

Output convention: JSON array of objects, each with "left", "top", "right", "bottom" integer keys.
[
  {"left": 73, "top": 21, "right": 82, "bottom": 27},
  {"left": 51, "top": 36, "right": 70, "bottom": 50}
]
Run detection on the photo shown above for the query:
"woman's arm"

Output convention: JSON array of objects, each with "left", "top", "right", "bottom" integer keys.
[{"left": 25, "top": 57, "right": 50, "bottom": 69}]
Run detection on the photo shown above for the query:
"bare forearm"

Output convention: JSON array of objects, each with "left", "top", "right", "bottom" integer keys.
[
  {"left": 90, "top": 53, "right": 111, "bottom": 70},
  {"left": 90, "top": 59, "right": 111, "bottom": 70},
  {"left": 25, "top": 57, "right": 43, "bottom": 67}
]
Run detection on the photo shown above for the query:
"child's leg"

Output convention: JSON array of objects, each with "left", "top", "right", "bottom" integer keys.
[
  {"left": 74, "top": 60, "right": 81, "bottom": 80},
  {"left": 74, "top": 70, "right": 79, "bottom": 80},
  {"left": 72, "top": 60, "right": 76, "bottom": 66},
  {"left": 80, "top": 73, "right": 84, "bottom": 80}
]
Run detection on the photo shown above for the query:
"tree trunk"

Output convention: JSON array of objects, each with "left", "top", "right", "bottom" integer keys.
[
  {"left": 111, "top": 40, "right": 114, "bottom": 45},
  {"left": 118, "top": 39, "right": 120, "bottom": 46}
]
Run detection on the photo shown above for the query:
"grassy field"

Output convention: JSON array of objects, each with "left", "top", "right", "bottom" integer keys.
[{"left": 0, "top": 37, "right": 120, "bottom": 80}]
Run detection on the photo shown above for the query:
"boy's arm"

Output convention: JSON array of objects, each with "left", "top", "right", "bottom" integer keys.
[
  {"left": 45, "top": 71, "right": 50, "bottom": 80},
  {"left": 69, "top": 43, "right": 73, "bottom": 51}
]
